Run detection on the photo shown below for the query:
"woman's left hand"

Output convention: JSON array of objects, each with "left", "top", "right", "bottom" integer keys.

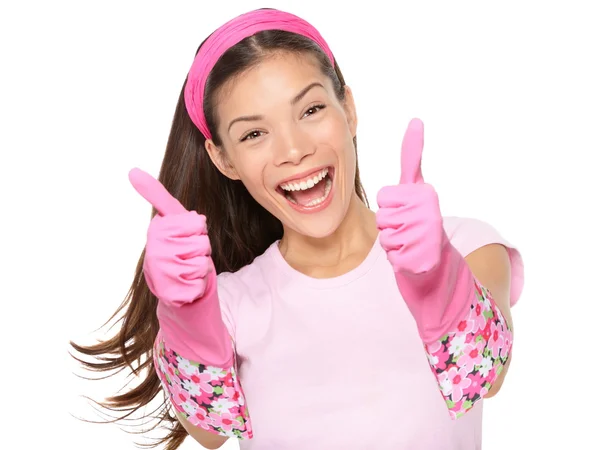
[
  {"left": 375, "top": 118, "right": 445, "bottom": 278},
  {"left": 375, "top": 118, "right": 475, "bottom": 345}
]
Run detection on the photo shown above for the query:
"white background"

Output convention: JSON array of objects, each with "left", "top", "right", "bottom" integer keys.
[{"left": 1, "top": 0, "right": 599, "bottom": 448}]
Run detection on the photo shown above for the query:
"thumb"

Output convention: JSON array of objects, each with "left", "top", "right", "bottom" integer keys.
[
  {"left": 399, "top": 118, "right": 425, "bottom": 184},
  {"left": 128, "top": 168, "right": 187, "bottom": 216}
]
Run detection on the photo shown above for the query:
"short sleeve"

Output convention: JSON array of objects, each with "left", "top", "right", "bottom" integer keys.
[
  {"left": 443, "top": 216, "right": 525, "bottom": 307},
  {"left": 216, "top": 271, "right": 239, "bottom": 341}
]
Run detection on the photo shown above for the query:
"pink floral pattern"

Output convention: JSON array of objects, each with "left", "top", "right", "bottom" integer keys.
[
  {"left": 425, "top": 279, "right": 513, "bottom": 419},
  {"left": 153, "top": 336, "right": 253, "bottom": 439}
]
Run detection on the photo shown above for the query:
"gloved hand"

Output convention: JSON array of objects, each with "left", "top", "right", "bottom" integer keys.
[
  {"left": 129, "top": 168, "right": 233, "bottom": 367},
  {"left": 375, "top": 119, "right": 475, "bottom": 345}
]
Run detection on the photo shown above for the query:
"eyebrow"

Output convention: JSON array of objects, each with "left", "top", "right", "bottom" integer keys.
[
  {"left": 227, "top": 82, "right": 325, "bottom": 133},
  {"left": 291, "top": 82, "right": 324, "bottom": 105}
]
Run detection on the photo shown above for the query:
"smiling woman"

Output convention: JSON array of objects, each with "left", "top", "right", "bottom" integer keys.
[
  {"left": 70, "top": 7, "right": 524, "bottom": 450},
  {"left": 204, "top": 51, "right": 360, "bottom": 238}
]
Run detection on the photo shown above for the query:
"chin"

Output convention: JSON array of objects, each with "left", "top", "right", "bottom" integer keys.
[{"left": 286, "top": 209, "right": 347, "bottom": 239}]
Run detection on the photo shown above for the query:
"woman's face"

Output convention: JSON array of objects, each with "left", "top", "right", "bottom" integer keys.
[{"left": 207, "top": 51, "right": 358, "bottom": 239}]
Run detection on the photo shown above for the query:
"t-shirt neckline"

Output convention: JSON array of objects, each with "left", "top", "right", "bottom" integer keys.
[{"left": 267, "top": 234, "right": 384, "bottom": 289}]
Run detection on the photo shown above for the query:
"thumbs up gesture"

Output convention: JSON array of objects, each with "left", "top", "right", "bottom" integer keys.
[
  {"left": 129, "top": 168, "right": 233, "bottom": 367},
  {"left": 376, "top": 119, "right": 475, "bottom": 344},
  {"left": 376, "top": 118, "right": 444, "bottom": 275},
  {"left": 129, "top": 168, "right": 214, "bottom": 305}
]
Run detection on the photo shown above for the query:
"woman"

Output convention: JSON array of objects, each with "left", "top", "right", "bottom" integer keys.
[{"left": 72, "top": 7, "right": 524, "bottom": 450}]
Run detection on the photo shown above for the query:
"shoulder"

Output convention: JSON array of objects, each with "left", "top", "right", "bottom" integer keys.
[
  {"left": 443, "top": 216, "right": 510, "bottom": 255},
  {"left": 217, "top": 242, "right": 278, "bottom": 294},
  {"left": 443, "top": 216, "right": 525, "bottom": 307},
  {"left": 216, "top": 242, "right": 279, "bottom": 336}
]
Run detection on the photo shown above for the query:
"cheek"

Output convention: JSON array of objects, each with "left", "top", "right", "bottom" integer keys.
[
  {"left": 344, "top": 144, "right": 357, "bottom": 184},
  {"left": 329, "top": 115, "right": 356, "bottom": 170},
  {"left": 234, "top": 155, "right": 270, "bottom": 196},
  {"left": 314, "top": 112, "right": 353, "bottom": 155},
  {"left": 345, "top": 143, "right": 357, "bottom": 168}
]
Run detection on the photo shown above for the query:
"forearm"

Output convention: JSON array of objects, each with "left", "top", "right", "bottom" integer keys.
[
  {"left": 419, "top": 242, "right": 514, "bottom": 418},
  {"left": 423, "top": 277, "right": 513, "bottom": 418},
  {"left": 465, "top": 243, "right": 514, "bottom": 398},
  {"left": 156, "top": 274, "right": 234, "bottom": 368},
  {"left": 154, "top": 334, "right": 253, "bottom": 440},
  {"left": 177, "top": 412, "right": 230, "bottom": 449}
]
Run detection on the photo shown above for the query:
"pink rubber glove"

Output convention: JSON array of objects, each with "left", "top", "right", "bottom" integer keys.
[
  {"left": 376, "top": 119, "right": 474, "bottom": 345},
  {"left": 129, "top": 168, "right": 233, "bottom": 368}
]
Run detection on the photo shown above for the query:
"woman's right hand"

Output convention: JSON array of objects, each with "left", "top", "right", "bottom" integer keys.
[
  {"left": 128, "top": 169, "right": 250, "bottom": 439},
  {"left": 128, "top": 167, "right": 231, "bottom": 367},
  {"left": 129, "top": 168, "right": 214, "bottom": 306}
]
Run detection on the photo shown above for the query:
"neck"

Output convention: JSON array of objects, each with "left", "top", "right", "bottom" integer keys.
[{"left": 278, "top": 193, "right": 377, "bottom": 275}]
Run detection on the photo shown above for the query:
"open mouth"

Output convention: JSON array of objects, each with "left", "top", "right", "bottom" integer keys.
[{"left": 277, "top": 167, "right": 334, "bottom": 211}]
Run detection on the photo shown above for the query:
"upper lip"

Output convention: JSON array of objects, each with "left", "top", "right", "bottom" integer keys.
[{"left": 276, "top": 165, "right": 330, "bottom": 187}]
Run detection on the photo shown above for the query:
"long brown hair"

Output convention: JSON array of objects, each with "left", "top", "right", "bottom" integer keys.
[{"left": 70, "top": 29, "right": 369, "bottom": 449}]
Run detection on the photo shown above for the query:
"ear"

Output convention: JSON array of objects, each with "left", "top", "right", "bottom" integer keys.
[
  {"left": 342, "top": 85, "right": 358, "bottom": 138},
  {"left": 205, "top": 139, "right": 240, "bottom": 180}
]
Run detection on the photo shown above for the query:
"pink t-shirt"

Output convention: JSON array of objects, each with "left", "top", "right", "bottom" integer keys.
[{"left": 217, "top": 216, "right": 524, "bottom": 449}]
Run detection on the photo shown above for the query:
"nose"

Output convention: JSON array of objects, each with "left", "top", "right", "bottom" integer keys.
[{"left": 273, "top": 126, "right": 316, "bottom": 166}]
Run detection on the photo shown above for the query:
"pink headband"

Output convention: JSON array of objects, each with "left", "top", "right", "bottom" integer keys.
[{"left": 183, "top": 9, "right": 335, "bottom": 140}]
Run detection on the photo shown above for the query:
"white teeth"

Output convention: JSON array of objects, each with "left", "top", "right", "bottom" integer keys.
[
  {"left": 303, "top": 178, "right": 332, "bottom": 207},
  {"left": 280, "top": 168, "right": 328, "bottom": 192},
  {"left": 283, "top": 178, "right": 332, "bottom": 207}
]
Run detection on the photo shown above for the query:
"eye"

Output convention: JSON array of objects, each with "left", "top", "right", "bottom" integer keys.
[
  {"left": 240, "top": 130, "right": 265, "bottom": 142},
  {"left": 302, "top": 104, "right": 326, "bottom": 118}
]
